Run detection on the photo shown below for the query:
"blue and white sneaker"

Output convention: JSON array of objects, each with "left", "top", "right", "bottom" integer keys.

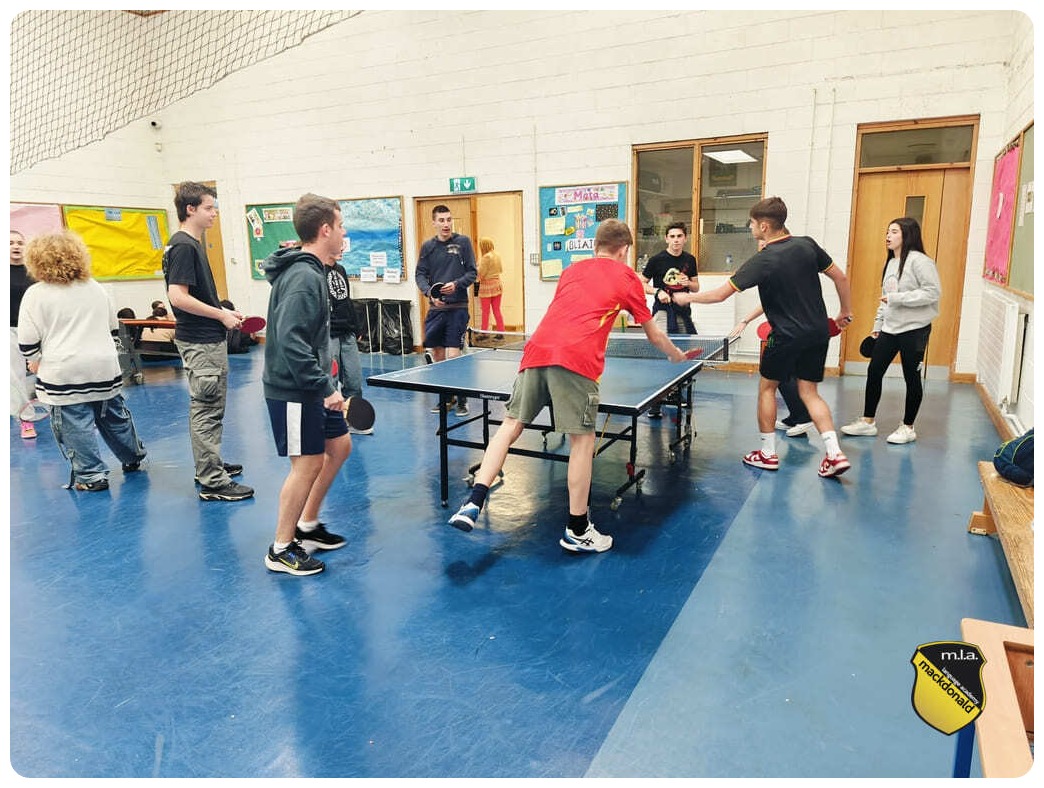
[
  {"left": 448, "top": 502, "right": 481, "bottom": 532},
  {"left": 559, "top": 522, "right": 612, "bottom": 553}
]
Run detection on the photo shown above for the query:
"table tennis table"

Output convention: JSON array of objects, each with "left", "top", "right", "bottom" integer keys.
[{"left": 367, "top": 333, "right": 735, "bottom": 510}]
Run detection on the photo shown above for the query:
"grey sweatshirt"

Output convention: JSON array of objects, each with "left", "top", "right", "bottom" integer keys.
[{"left": 873, "top": 250, "right": 941, "bottom": 334}]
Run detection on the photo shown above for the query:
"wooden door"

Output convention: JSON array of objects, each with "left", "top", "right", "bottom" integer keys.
[
  {"left": 414, "top": 197, "right": 474, "bottom": 340},
  {"left": 170, "top": 180, "right": 228, "bottom": 301},
  {"left": 842, "top": 168, "right": 968, "bottom": 375}
]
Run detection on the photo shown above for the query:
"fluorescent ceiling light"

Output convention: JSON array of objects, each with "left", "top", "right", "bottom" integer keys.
[{"left": 705, "top": 150, "right": 757, "bottom": 164}]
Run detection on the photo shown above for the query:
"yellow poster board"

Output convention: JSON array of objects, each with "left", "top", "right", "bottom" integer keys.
[{"left": 61, "top": 205, "right": 169, "bottom": 281}]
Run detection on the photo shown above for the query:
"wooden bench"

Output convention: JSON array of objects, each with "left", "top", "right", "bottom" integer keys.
[
  {"left": 952, "top": 618, "right": 1033, "bottom": 777},
  {"left": 968, "top": 461, "right": 1034, "bottom": 628}
]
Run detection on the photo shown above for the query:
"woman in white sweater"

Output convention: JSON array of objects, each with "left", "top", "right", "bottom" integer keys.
[
  {"left": 18, "top": 231, "right": 147, "bottom": 491},
  {"left": 841, "top": 217, "right": 941, "bottom": 444}
]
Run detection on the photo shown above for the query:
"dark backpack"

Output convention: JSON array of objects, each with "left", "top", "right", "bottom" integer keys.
[{"left": 993, "top": 428, "right": 1033, "bottom": 487}]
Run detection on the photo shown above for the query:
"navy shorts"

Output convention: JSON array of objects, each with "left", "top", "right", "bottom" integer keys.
[
  {"left": 760, "top": 333, "right": 828, "bottom": 384},
  {"left": 424, "top": 308, "right": 469, "bottom": 350},
  {"left": 266, "top": 398, "right": 348, "bottom": 456}
]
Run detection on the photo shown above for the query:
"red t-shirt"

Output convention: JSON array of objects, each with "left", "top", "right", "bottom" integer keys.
[{"left": 520, "top": 257, "right": 652, "bottom": 381}]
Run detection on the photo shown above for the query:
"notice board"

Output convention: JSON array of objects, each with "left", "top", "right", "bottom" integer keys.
[
  {"left": 1007, "top": 123, "right": 1033, "bottom": 297},
  {"left": 10, "top": 203, "right": 64, "bottom": 239},
  {"left": 246, "top": 197, "right": 406, "bottom": 282},
  {"left": 61, "top": 205, "right": 169, "bottom": 281},
  {"left": 538, "top": 183, "right": 627, "bottom": 280}
]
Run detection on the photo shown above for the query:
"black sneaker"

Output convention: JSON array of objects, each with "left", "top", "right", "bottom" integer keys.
[
  {"left": 295, "top": 522, "right": 346, "bottom": 551},
  {"left": 647, "top": 408, "right": 662, "bottom": 419},
  {"left": 122, "top": 457, "right": 146, "bottom": 473},
  {"left": 194, "top": 463, "right": 244, "bottom": 484},
  {"left": 198, "top": 481, "right": 254, "bottom": 501},
  {"left": 73, "top": 478, "right": 109, "bottom": 492},
  {"left": 265, "top": 541, "right": 325, "bottom": 576}
]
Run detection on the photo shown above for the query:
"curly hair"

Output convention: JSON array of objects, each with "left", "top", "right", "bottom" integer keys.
[{"left": 24, "top": 231, "right": 92, "bottom": 284}]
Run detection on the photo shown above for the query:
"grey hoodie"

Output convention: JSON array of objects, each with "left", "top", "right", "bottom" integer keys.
[
  {"left": 261, "top": 246, "right": 336, "bottom": 402},
  {"left": 873, "top": 250, "right": 941, "bottom": 335}
]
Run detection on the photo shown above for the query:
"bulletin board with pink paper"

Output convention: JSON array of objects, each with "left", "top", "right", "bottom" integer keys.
[
  {"left": 982, "top": 141, "right": 1020, "bottom": 286},
  {"left": 9, "top": 202, "right": 64, "bottom": 239}
]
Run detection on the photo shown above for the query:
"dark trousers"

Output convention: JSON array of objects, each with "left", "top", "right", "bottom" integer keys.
[{"left": 863, "top": 325, "right": 931, "bottom": 425}]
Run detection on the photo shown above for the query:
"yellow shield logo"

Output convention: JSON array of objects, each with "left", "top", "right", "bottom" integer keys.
[{"left": 911, "top": 641, "right": 986, "bottom": 735}]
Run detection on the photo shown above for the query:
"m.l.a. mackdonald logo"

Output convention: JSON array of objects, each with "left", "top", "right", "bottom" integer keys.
[{"left": 910, "top": 641, "right": 986, "bottom": 735}]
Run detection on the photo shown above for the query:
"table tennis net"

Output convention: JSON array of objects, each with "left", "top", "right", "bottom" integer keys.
[{"left": 467, "top": 329, "right": 735, "bottom": 362}]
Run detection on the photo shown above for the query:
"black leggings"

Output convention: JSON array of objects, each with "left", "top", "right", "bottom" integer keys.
[{"left": 863, "top": 325, "right": 931, "bottom": 425}]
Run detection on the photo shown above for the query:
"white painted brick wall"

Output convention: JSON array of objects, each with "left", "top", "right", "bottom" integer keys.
[{"left": 7, "top": 10, "right": 1031, "bottom": 395}]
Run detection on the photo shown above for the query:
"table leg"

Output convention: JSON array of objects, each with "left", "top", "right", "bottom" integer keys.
[
  {"left": 438, "top": 394, "right": 449, "bottom": 506},
  {"left": 952, "top": 721, "right": 975, "bottom": 777}
]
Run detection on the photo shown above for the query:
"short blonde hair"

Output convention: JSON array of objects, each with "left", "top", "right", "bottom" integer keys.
[
  {"left": 594, "top": 219, "right": 633, "bottom": 254},
  {"left": 24, "top": 231, "right": 92, "bottom": 284},
  {"left": 478, "top": 237, "right": 495, "bottom": 255}
]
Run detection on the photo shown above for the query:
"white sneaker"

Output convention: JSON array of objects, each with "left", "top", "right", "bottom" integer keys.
[
  {"left": 887, "top": 424, "right": 917, "bottom": 444},
  {"left": 785, "top": 421, "right": 814, "bottom": 437},
  {"left": 774, "top": 419, "right": 790, "bottom": 431},
  {"left": 348, "top": 425, "right": 373, "bottom": 435},
  {"left": 840, "top": 419, "right": 878, "bottom": 436},
  {"left": 560, "top": 522, "right": 612, "bottom": 553}
]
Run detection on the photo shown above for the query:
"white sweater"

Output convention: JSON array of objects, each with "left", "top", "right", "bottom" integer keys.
[
  {"left": 873, "top": 250, "right": 941, "bottom": 335},
  {"left": 17, "top": 279, "right": 123, "bottom": 405}
]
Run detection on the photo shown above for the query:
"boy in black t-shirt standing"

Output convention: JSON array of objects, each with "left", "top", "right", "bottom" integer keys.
[
  {"left": 673, "top": 197, "right": 854, "bottom": 479},
  {"left": 640, "top": 221, "right": 699, "bottom": 335},
  {"left": 163, "top": 182, "right": 253, "bottom": 501}
]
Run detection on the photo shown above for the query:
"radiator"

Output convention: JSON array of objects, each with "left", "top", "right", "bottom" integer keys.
[{"left": 979, "top": 288, "right": 1026, "bottom": 407}]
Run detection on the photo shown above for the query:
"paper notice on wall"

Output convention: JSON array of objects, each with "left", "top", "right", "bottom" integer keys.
[
  {"left": 360, "top": 267, "right": 378, "bottom": 282},
  {"left": 370, "top": 250, "right": 387, "bottom": 267},
  {"left": 544, "top": 216, "right": 566, "bottom": 236},
  {"left": 382, "top": 267, "right": 400, "bottom": 284},
  {"left": 540, "top": 259, "right": 562, "bottom": 279}
]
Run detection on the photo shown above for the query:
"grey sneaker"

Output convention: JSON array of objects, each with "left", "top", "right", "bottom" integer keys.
[
  {"left": 199, "top": 481, "right": 254, "bottom": 501},
  {"left": 265, "top": 541, "right": 325, "bottom": 576},
  {"left": 454, "top": 399, "right": 470, "bottom": 417}
]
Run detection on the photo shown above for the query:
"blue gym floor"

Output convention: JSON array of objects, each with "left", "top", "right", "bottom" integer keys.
[{"left": 7, "top": 347, "right": 1022, "bottom": 779}]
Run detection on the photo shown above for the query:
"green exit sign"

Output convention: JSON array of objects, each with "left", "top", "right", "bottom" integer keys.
[{"left": 449, "top": 177, "right": 476, "bottom": 193}]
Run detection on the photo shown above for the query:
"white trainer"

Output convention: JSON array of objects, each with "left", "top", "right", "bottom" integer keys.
[
  {"left": 785, "top": 421, "right": 814, "bottom": 437},
  {"left": 560, "top": 522, "right": 612, "bottom": 553},
  {"left": 887, "top": 424, "right": 917, "bottom": 444},
  {"left": 841, "top": 419, "right": 878, "bottom": 436}
]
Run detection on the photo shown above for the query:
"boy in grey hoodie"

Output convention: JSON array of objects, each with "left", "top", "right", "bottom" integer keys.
[{"left": 261, "top": 193, "right": 352, "bottom": 576}]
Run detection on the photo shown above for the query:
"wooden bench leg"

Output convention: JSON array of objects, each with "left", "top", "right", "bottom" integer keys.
[{"left": 968, "top": 497, "right": 997, "bottom": 535}]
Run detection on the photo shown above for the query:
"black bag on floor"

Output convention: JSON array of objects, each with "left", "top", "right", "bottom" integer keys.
[
  {"left": 355, "top": 299, "right": 382, "bottom": 353},
  {"left": 379, "top": 300, "right": 414, "bottom": 355}
]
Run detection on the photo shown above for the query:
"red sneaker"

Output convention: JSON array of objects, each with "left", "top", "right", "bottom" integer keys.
[
  {"left": 742, "top": 449, "right": 779, "bottom": 470},
  {"left": 819, "top": 453, "right": 851, "bottom": 478}
]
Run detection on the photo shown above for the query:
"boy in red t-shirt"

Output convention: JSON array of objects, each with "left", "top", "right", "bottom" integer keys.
[{"left": 448, "top": 219, "right": 693, "bottom": 553}]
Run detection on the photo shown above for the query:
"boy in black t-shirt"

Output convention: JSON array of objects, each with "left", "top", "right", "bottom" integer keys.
[
  {"left": 673, "top": 197, "right": 854, "bottom": 479},
  {"left": 163, "top": 182, "right": 253, "bottom": 500},
  {"left": 640, "top": 222, "right": 699, "bottom": 335}
]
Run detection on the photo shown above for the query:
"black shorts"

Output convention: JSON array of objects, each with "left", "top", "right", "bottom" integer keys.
[
  {"left": 760, "top": 333, "right": 828, "bottom": 384},
  {"left": 424, "top": 308, "right": 469, "bottom": 350},
  {"left": 266, "top": 398, "right": 348, "bottom": 456}
]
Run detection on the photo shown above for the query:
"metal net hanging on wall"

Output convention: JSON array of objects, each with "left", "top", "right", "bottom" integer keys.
[{"left": 10, "top": 9, "right": 357, "bottom": 175}]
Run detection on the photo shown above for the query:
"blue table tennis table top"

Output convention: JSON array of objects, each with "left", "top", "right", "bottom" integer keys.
[{"left": 367, "top": 335, "right": 730, "bottom": 414}]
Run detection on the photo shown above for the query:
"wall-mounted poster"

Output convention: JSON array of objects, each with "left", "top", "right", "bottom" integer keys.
[
  {"left": 10, "top": 203, "right": 64, "bottom": 239},
  {"left": 61, "top": 205, "right": 169, "bottom": 281},
  {"left": 538, "top": 182, "right": 627, "bottom": 280},
  {"left": 246, "top": 197, "right": 405, "bottom": 281},
  {"left": 338, "top": 196, "right": 405, "bottom": 281},
  {"left": 982, "top": 141, "right": 1020, "bottom": 285}
]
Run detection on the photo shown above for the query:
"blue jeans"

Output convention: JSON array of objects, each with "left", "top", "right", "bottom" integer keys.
[
  {"left": 330, "top": 333, "right": 363, "bottom": 400},
  {"left": 49, "top": 393, "right": 146, "bottom": 485}
]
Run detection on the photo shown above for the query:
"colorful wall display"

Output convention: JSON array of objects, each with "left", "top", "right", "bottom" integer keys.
[
  {"left": 61, "top": 205, "right": 169, "bottom": 281},
  {"left": 982, "top": 143, "right": 1020, "bottom": 285},
  {"left": 9, "top": 202, "right": 64, "bottom": 239},
  {"left": 538, "top": 182, "right": 627, "bottom": 280},
  {"left": 246, "top": 197, "right": 405, "bottom": 281},
  {"left": 1007, "top": 123, "right": 1033, "bottom": 296}
]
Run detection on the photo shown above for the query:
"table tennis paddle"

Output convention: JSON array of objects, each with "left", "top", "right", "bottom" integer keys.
[
  {"left": 827, "top": 317, "right": 842, "bottom": 337},
  {"left": 18, "top": 399, "right": 49, "bottom": 422},
  {"left": 427, "top": 282, "right": 446, "bottom": 303},
  {"left": 240, "top": 316, "right": 266, "bottom": 334},
  {"left": 343, "top": 396, "right": 375, "bottom": 431},
  {"left": 331, "top": 359, "right": 339, "bottom": 377},
  {"left": 756, "top": 321, "right": 772, "bottom": 340},
  {"left": 683, "top": 347, "right": 704, "bottom": 360}
]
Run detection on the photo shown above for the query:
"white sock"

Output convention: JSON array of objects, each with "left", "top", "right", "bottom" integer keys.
[
  {"left": 274, "top": 540, "right": 291, "bottom": 551},
  {"left": 760, "top": 432, "right": 777, "bottom": 457},
  {"left": 822, "top": 431, "right": 841, "bottom": 457},
  {"left": 297, "top": 519, "right": 318, "bottom": 532}
]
